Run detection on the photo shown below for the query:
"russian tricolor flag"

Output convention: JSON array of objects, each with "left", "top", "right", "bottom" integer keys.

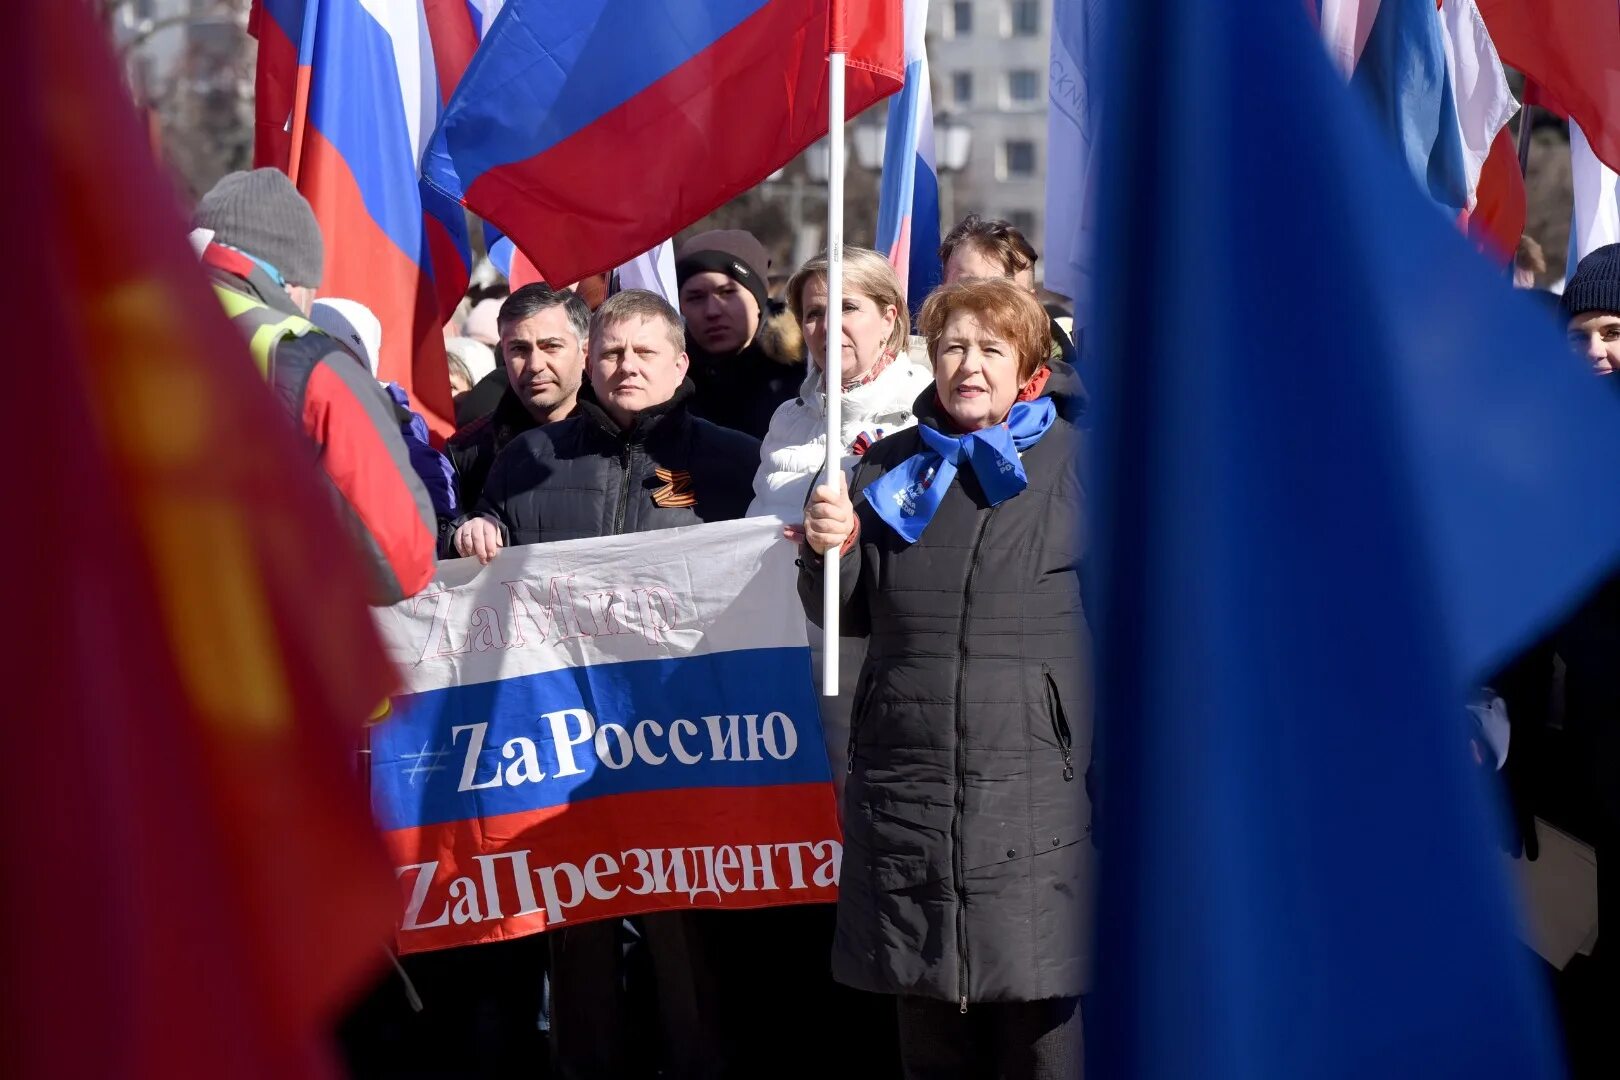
[
  {"left": 1318, "top": 0, "right": 1521, "bottom": 256},
  {"left": 251, "top": 0, "right": 483, "bottom": 438},
  {"left": 428, "top": 0, "right": 903, "bottom": 287},
  {"left": 874, "top": 0, "right": 941, "bottom": 304},
  {"left": 1317, "top": 0, "right": 1484, "bottom": 214}
]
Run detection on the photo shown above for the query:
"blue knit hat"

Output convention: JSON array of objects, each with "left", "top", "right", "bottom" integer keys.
[{"left": 1563, "top": 243, "right": 1620, "bottom": 319}]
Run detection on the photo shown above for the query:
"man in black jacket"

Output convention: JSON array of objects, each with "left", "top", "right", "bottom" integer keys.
[
  {"left": 675, "top": 229, "right": 805, "bottom": 440},
  {"left": 941, "top": 214, "right": 1081, "bottom": 368},
  {"left": 444, "top": 284, "right": 590, "bottom": 536},
  {"left": 453, "top": 290, "right": 758, "bottom": 1079}
]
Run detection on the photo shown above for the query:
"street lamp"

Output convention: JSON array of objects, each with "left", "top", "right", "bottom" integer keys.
[
  {"left": 935, "top": 111, "right": 973, "bottom": 171},
  {"left": 933, "top": 111, "right": 973, "bottom": 228},
  {"left": 851, "top": 118, "right": 888, "bottom": 172},
  {"left": 768, "top": 138, "right": 835, "bottom": 267},
  {"left": 840, "top": 111, "right": 975, "bottom": 227},
  {"left": 804, "top": 136, "right": 834, "bottom": 183}
]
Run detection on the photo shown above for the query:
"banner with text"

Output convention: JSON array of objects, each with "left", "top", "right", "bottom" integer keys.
[{"left": 371, "top": 518, "right": 840, "bottom": 954}]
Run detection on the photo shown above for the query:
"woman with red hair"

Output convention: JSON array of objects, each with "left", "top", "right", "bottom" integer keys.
[{"left": 799, "top": 277, "right": 1091, "bottom": 1078}]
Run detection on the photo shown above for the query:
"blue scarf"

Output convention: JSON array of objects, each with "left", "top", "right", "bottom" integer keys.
[{"left": 865, "top": 398, "right": 1057, "bottom": 543}]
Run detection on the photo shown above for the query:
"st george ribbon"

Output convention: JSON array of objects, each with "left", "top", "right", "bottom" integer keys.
[{"left": 370, "top": 518, "right": 840, "bottom": 953}]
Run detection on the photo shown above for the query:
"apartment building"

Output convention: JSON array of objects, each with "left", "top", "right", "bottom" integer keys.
[{"left": 927, "top": 0, "right": 1053, "bottom": 272}]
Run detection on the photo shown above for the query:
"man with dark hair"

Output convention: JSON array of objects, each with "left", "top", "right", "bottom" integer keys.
[
  {"left": 675, "top": 228, "right": 806, "bottom": 440},
  {"left": 454, "top": 290, "right": 759, "bottom": 1077},
  {"left": 445, "top": 283, "right": 592, "bottom": 523},
  {"left": 940, "top": 213, "right": 1079, "bottom": 366},
  {"left": 192, "top": 168, "right": 436, "bottom": 604}
]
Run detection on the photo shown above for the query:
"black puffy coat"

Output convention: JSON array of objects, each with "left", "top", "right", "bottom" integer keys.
[
  {"left": 476, "top": 381, "right": 761, "bottom": 542},
  {"left": 686, "top": 303, "right": 806, "bottom": 440},
  {"left": 447, "top": 388, "right": 546, "bottom": 517},
  {"left": 800, "top": 361, "right": 1092, "bottom": 1006}
]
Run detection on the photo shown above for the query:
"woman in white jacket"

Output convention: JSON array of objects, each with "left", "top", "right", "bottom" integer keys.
[
  {"left": 751, "top": 247, "right": 931, "bottom": 791},
  {"left": 751, "top": 246, "right": 931, "bottom": 520},
  {"left": 733, "top": 245, "right": 926, "bottom": 1073}
]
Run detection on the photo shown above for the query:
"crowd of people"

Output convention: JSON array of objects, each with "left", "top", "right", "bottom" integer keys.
[{"left": 189, "top": 164, "right": 1620, "bottom": 1079}]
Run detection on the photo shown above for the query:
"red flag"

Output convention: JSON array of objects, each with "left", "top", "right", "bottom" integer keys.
[
  {"left": 510, "top": 244, "right": 546, "bottom": 291},
  {"left": 439, "top": 0, "right": 904, "bottom": 286},
  {"left": 1477, "top": 0, "right": 1620, "bottom": 173},
  {"left": 1467, "top": 127, "right": 1527, "bottom": 265},
  {"left": 1520, "top": 77, "right": 1569, "bottom": 121},
  {"left": 1, "top": 4, "right": 400, "bottom": 1077}
]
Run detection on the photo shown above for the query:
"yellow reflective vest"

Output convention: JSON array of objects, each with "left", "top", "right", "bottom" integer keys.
[{"left": 211, "top": 281, "right": 320, "bottom": 378}]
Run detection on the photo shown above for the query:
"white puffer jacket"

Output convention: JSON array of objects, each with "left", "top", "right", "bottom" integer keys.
[{"left": 748, "top": 356, "right": 932, "bottom": 520}]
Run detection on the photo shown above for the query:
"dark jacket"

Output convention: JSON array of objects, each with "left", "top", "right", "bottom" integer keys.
[
  {"left": 204, "top": 249, "right": 436, "bottom": 604},
  {"left": 476, "top": 380, "right": 761, "bottom": 542},
  {"left": 447, "top": 388, "right": 549, "bottom": 520},
  {"left": 455, "top": 367, "right": 508, "bottom": 429},
  {"left": 799, "top": 361, "right": 1092, "bottom": 1005},
  {"left": 1496, "top": 575, "right": 1620, "bottom": 936},
  {"left": 686, "top": 301, "right": 806, "bottom": 440}
]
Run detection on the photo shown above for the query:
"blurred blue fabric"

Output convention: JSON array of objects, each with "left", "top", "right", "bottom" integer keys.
[{"left": 1083, "top": 1, "right": 1620, "bottom": 1077}]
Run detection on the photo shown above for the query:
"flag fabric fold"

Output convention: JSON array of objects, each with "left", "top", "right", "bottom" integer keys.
[
  {"left": 1085, "top": 0, "right": 1620, "bottom": 1076},
  {"left": 1044, "top": 0, "right": 1101, "bottom": 313},
  {"left": 1567, "top": 119, "right": 1620, "bottom": 280},
  {"left": 614, "top": 240, "right": 679, "bottom": 304},
  {"left": 1478, "top": 0, "right": 1620, "bottom": 175},
  {"left": 1323, "top": 0, "right": 1472, "bottom": 212},
  {"left": 1436, "top": 0, "right": 1518, "bottom": 210},
  {"left": 7, "top": 4, "right": 401, "bottom": 1076},
  {"left": 429, "top": 0, "right": 903, "bottom": 286},
  {"left": 1466, "top": 127, "right": 1526, "bottom": 263},
  {"left": 873, "top": 0, "right": 941, "bottom": 304}
]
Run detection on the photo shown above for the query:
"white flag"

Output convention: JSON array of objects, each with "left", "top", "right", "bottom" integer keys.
[
  {"left": 615, "top": 240, "right": 677, "bottom": 305},
  {"left": 1568, "top": 120, "right": 1620, "bottom": 280},
  {"left": 1435, "top": 0, "right": 1517, "bottom": 209}
]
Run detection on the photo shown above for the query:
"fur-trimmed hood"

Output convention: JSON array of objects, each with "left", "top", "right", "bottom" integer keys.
[{"left": 756, "top": 300, "right": 807, "bottom": 366}]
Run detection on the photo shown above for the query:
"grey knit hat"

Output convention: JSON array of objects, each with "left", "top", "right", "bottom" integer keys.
[
  {"left": 193, "top": 168, "right": 325, "bottom": 288},
  {"left": 1563, "top": 243, "right": 1620, "bottom": 320}
]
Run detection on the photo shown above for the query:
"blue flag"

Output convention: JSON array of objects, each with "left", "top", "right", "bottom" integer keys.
[{"left": 1085, "top": 2, "right": 1620, "bottom": 1077}]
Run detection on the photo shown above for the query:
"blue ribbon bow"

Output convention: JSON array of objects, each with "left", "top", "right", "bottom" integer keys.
[{"left": 865, "top": 398, "right": 1057, "bottom": 543}]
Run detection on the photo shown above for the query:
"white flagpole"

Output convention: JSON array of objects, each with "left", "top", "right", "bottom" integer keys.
[{"left": 822, "top": 6, "right": 847, "bottom": 697}]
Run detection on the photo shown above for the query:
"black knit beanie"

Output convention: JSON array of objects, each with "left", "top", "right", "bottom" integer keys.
[
  {"left": 193, "top": 168, "right": 325, "bottom": 288},
  {"left": 675, "top": 229, "right": 771, "bottom": 314},
  {"left": 1563, "top": 243, "right": 1620, "bottom": 319}
]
